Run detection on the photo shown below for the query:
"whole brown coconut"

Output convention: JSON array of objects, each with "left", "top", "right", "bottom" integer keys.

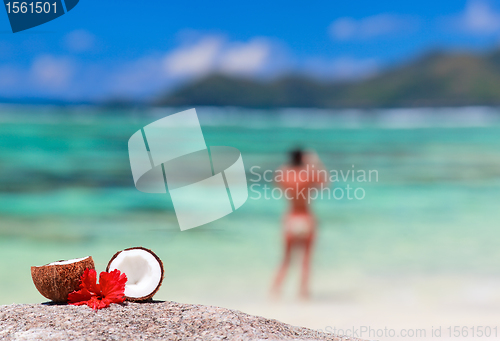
[
  {"left": 31, "top": 256, "right": 94, "bottom": 303},
  {"left": 106, "top": 247, "right": 164, "bottom": 302}
]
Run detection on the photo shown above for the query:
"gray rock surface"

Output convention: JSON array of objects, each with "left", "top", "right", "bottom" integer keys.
[{"left": 0, "top": 301, "right": 364, "bottom": 341}]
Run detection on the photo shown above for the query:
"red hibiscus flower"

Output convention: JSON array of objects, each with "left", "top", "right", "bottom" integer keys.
[{"left": 68, "top": 268, "right": 127, "bottom": 310}]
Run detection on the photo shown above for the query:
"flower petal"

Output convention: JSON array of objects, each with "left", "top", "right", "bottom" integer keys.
[
  {"left": 86, "top": 296, "right": 102, "bottom": 311},
  {"left": 68, "top": 288, "right": 92, "bottom": 305},
  {"left": 80, "top": 268, "right": 101, "bottom": 294},
  {"left": 99, "top": 269, "right": 127, "bottom": 304}
]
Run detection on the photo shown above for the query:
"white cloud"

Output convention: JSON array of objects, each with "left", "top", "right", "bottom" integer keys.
[
  {"left": 163, "top": 37, "right": 223, "bottom": 77},
  {"left": 64, "top": 30, "right": 95, "bottom": 53},
  {"left": 31, "top": 55, "right": 74, "bottom": 89},
  {"left": 163, "top": 36, "right": 274, "bottom": 79},
  {"left": 218, "top": 39, "right": 270, "bottom": 75},
  {"left": 452, "top": 0, "right": 500, "bottom": 34},
  {"left": 329, "top": 14, "right": 417, "bottom": 40}
]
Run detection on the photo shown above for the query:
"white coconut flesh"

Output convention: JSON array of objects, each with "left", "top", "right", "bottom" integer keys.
[
  {"left": 107, "top": 249, "right": 162, "bottom": 298},
  {"left": 47, "top": 256, "right": 90, "bottom": 266}
]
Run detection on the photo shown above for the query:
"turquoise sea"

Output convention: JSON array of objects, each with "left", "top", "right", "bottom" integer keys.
[{"left": 2, "top": 105, "right": 500, "bottom": 336}]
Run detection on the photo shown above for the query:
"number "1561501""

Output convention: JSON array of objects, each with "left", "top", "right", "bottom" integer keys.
[{"left": 5, "top": 2, "right": 57, "bottom": 14}]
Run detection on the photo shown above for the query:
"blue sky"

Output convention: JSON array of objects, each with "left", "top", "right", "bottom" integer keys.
[{"left": 1, "top": 0, "right": 500, "bottom": 101}]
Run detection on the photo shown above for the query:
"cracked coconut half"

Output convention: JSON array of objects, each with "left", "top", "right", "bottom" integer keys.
[
  {"left": 106, "top": 247, "right": 164, "bottom": 301},
  {"left": 31, "top": 256, "right": 95, "bottom": 303}
]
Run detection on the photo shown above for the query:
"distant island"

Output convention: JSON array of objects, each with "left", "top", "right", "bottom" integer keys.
[{"left": 156, "top": 50, "right": 500, "bottom": 108}]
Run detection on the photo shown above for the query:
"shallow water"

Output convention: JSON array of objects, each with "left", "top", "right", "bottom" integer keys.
[{"left": 1, "top": 106, "right": 500, "bottom": 339}]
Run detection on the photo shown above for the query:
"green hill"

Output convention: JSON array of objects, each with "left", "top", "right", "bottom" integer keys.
[{"left": 156, "top": 50, "right": 500, "bottom": 108}]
